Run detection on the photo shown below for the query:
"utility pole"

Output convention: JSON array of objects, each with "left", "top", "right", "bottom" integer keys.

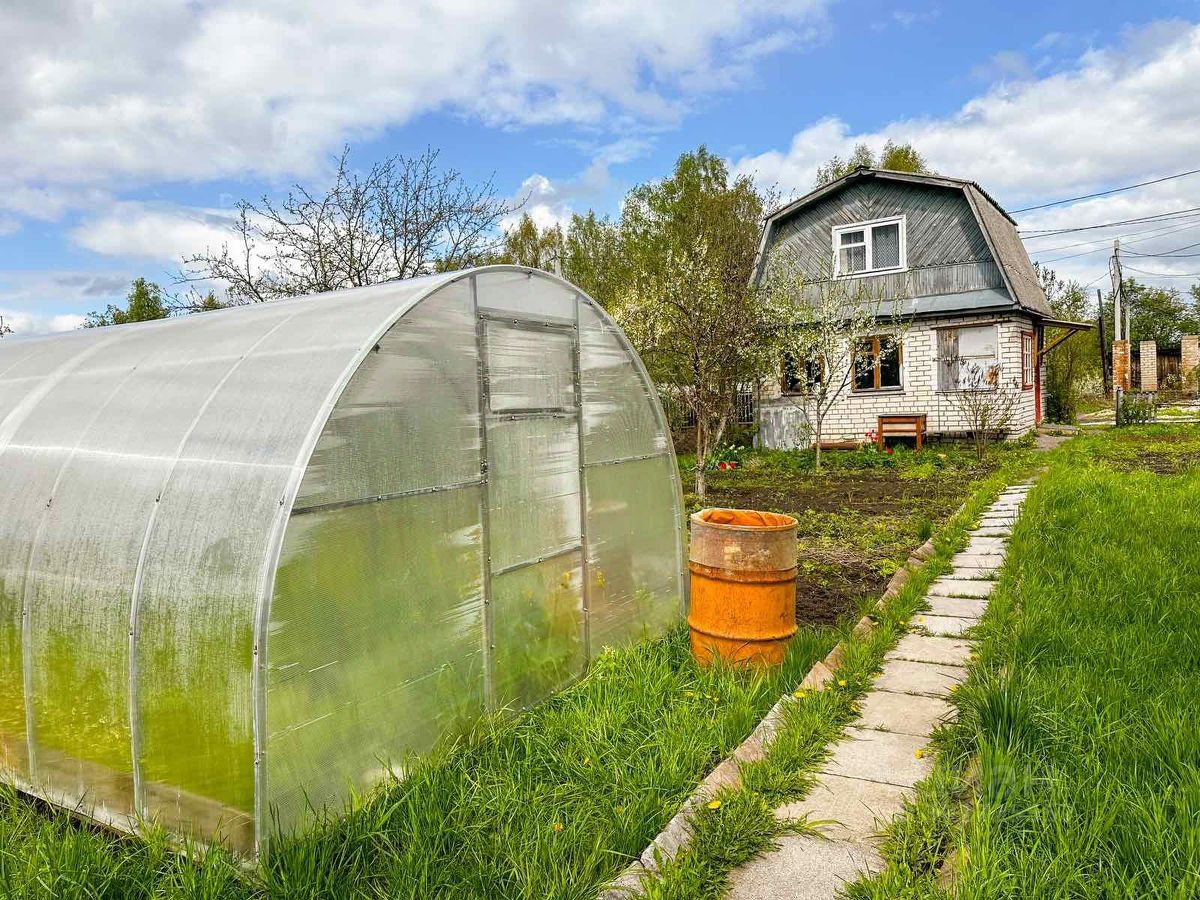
[
  {"left": 1096, "top": 288, "right": 1110, "bottom": 397},
  {"left": 1111, "top": 239, "right": 1123, "bottom": 342}
]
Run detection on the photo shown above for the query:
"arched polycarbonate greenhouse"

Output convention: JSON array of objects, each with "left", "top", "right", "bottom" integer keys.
[{"left": 0, "top": 266, "right": 685, "bottom": 855}]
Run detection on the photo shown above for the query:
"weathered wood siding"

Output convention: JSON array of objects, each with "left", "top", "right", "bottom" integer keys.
[{"left": 762, "top": 180, "right": 1004, "bottom": 299}]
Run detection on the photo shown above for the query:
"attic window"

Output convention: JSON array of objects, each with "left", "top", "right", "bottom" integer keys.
[{"left": 832, "top": 216, "right": 906, "bottom": 276}]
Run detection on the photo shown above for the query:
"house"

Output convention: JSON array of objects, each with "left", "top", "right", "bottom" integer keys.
[{"left": 751, "top": 168, "right": 1091, "bottom": 448}]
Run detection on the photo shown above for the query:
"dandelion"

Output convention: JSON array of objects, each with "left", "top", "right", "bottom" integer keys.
[
  {"left": 552, "top": 822, "right": 564, "bottom": 833},
  {"left": 914, "top": 749, "right": 925, "bottom": 759},
  {"left": 837, "top": 679, "right": 847, "bottom": 687},
  {"left": 707, "top": 799, "right": 722, "bottom": 810},
  {"left": 792, "top": 689, "right": 807, "bottom": 699},
  {"left": 614, "top": 806, "right": 626, "bottom": 815},
  {"left": 583, "top": 757, "right": 592, "bottom": 766},
  {"left": 683, "top": 690, "right": 696, "bottom": 697}
]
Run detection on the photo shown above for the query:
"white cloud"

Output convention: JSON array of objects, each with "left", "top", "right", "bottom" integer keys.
[
  {"left": 0, "top": 0, "right": 829, "bottom": 226},
  {"left": 733, "top": 21, "right": 1200, "bottom": 289},
  {"left": 71, "top": 203, "right": 239, "bottom": 262},
  {"left": 736, "top": 22, "right": 1200, "bottom": 204},
  {"left": 0, "top": 271, "right": 132, "bottom": 336}
]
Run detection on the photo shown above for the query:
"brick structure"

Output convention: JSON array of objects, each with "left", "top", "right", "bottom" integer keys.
[
  {"left": 1183, "top": 335, "right": 1200, "bottom": 395},
  {"left": 1112, "top": 340, "right": 1131, "bottom": 393},
  {"left": 1139, "top": 340, "right": 1158, "bottom": 392},
  {"left": 759, "top": 313, "right": 1039, "bottom": 447}
]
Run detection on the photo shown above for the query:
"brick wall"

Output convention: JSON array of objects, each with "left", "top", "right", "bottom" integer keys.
[
  {"left": 1139, "top": 341, "right": 1158, "bottom": 392},
  {"left": 1112, "top": 340, "right": 1131, "bottom": 393},
  {"left": 1182, "top": 335, "right": 1200, "bottom": 395},
  {"left": 758, "top": 312, "right": 1039, "bottom": 447}
]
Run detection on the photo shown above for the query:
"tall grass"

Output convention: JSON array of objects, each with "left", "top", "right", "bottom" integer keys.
[
  {"left": 1, "top": 627, "right": 834, "bottom": 900},
  {"left": 850, "top": 426, "right": 1200, "bottom": 898}
]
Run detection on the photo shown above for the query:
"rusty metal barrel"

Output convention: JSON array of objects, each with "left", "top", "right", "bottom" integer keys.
[{"left": 687, "top": 508, "right": 799, "bottom": 667}]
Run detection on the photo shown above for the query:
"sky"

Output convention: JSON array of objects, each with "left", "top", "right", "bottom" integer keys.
[{"left": 3, "top": 0, "right": 1200, "bottom": 335}]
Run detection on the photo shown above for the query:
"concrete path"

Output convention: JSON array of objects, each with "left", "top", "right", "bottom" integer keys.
[{"left": 726, "top": 484, "right": 1032, "bottom": 900}]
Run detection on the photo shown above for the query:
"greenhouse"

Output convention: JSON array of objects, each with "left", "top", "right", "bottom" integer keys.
[{"left": 0, "top": 266, "right": 685, "bottom": 855}]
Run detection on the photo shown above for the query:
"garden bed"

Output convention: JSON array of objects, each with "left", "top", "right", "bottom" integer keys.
[{"left": 680, "top": 444, "right": 1028, "bottom": 626}]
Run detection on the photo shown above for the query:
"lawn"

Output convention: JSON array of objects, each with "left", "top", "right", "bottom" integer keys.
[
  {"left": 680, "top": 440, "right": 1033, "bottom": 625},
  {"left": 851, "top": 425, "right": 1200, "bottom": 898}
]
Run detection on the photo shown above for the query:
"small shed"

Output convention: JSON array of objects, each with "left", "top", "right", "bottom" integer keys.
[{"left": 0, "top": 266, "right": 684, "bottom": 854}]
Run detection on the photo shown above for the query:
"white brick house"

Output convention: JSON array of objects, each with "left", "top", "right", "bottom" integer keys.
[{"left": 752, "top": 168, "right": 1091, "bottom": 448}]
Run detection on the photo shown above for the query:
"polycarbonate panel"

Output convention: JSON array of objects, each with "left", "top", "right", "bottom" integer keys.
[
  {"left": 492, "top": 552, "right": 584, "bottom": 710},
  {"left": 486, "top": 416, "right": 581, "bottom": 571},
  {"left": 267, "top": 486, "right": 485, "bottom": 835},
  {"left": 475, "top": 268, "right": 577, "bottom": 321},
  {"left": 295, "top": 282, "right": 481, "bottom": 510},
  {"left": 579, "top": 302, "right": 667, "bottom": 464},
  {"left": 585, "top": 455, "right": 684, "bottom": 650},
  {"left": 485, "top": 322, "right": 575, "bottom": 413},
  {"left": 135, "top": 304, "right": 374, "bottom": 850}
]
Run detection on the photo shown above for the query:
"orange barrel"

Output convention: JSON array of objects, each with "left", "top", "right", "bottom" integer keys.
[{"left": 687, "top": 508, "right": 798, "bottom": 667}]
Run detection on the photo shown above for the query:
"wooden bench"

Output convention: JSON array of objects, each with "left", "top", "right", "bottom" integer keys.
[{"left": 877, "top": 414, "right": 927, "bottom": 451}]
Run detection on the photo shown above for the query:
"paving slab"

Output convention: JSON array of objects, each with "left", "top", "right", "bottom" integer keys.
[
  {"left": 874, "top": 658, "right": 967, "bottom": 697},
  {"left": 952, "top": 553, "right": 1006, "bottom": 570},
  {"left": 912, "top": 613, "right": 976, "bottom": 637},
  {"left": 946, "top": 567, "right": 996, "bottom": 581},
  {"left": 776, "top": 774, "right": 911, "bottom": 843},
  {"left": 978, "top": 518, "right": 1017, "bottom": 528},
  {"left": 887, "top": 634, "right": 973, "bottom": 666},
  {"left": 923, "top": 595, "right": 987, "bottom": 618},
  {"left": 929, "top": 578, "right": 994, "bottom": 599},
  {"left": 965, "top": 535, "right": 1008, "bottom": 549},
  {"left": 726, "top": 833, "right": 881, "bottom": 900},
  {"left": 856, "top": 689, "right": 954, "bottom": 736},
  {"left": 821, "top": 728, "right": 934, "bottom": 787},
  {"left": 971, "top": 527, "right": 1012, "bottom": 537}
]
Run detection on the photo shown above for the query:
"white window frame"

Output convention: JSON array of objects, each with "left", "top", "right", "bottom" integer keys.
[{"left": 831, "top": 215, "right": 907, "bottom": 278}]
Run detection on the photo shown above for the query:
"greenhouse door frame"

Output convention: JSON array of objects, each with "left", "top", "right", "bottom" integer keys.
[{"left": 473, "top": 284, "right": 589, "bottom": 711}]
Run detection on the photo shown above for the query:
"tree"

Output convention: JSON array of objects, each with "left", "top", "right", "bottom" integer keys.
[
  {"left": 813, "top": 141, "right": 932, "bottom": 187},
  {"left": 494, "top": 213, "right": 565, "bottom": 271},
  {"left": 761, "top": 249, "right": 905, "bottom": 470},
  {"left": 180, "top": 146, "right": 513, "bottom": 303},
  {"left": 945, "top": 351, "right": 1020, "bottom": 461},
  {"left": 615, "top": 239, "right": 777, "bottom": 499},
  {"left": 562, "top": 212, "right": 625, "bottom": 310},
  {"left": 84, "top": 278, "right": 170, "bottom": 327},
  {"left": 1103, "top": 277, "right": 1200, "bottom": 346},
  {"left": 0, "top": 316, "right": 12, "bottom": 338},
  {"left": 1037, "top": 264, "right": 1101, "bottom": 422},
  {"left": 612, "top": 147, "right": 774, "bottom": 498}
]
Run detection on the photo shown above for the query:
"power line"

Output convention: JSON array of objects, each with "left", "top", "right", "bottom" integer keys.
[
  {"left": 1124, "top": 238, "right": 1200, "bottom": 257},
  {"left": 1010, "top": 167, "right": 1200, "bottom": 213},
  {"left": 1023, "top": 217, "right": 1200, "bottom": 250},
  {"left": 1123, "top": 265, "right": 1200, "bottom": 278},
  {"left": 1019, "top": 206, "right": 1200, "bottom": 236},
  {"left": 1028, "top": 222, "right": 1200, "bottom": 266}
]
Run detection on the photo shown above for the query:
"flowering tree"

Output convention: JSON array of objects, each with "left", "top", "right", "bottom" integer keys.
[
  {"left": 761, "top": 248, "right": 906, "bottom": 470},
  {"left": 615, "top": 239, "right": 776, "bottom": 499},
  {"left": 944, "top": 354, "right": 1019, "bottom": 460}
]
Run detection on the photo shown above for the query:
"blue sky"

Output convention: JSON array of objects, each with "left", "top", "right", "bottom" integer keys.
[{"left": 3, "top": 0, "right": 1200, "bottom": 334}]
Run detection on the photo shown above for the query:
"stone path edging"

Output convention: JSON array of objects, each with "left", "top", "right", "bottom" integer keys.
[{"left": 597, "top": 519, "right": 950, "bottom": 898}]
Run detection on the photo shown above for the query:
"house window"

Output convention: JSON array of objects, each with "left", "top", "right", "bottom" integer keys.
[
  {"left": 853, "top": 337, "right": 902, "bottom": 391},
  {"left": 782, "top": 352, "right": 823, "bottom": 395},
  {"left": 938, "top": 324, "right": 1000, "bottom": 390},
  {"left": 1021, "top": 332, "right": 1035, "bottom": 389},
  {"left": 832, "top": 217, "right": 906, "bottom": 276}
]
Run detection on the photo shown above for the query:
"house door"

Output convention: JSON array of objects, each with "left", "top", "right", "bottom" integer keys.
[{"left": 479, "top": 316, "right": 585, "bottom": 710}]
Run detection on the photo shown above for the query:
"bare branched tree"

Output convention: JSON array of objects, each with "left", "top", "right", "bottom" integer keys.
[
  {"left": 761, "top": 250, "right": 907, "bottom": 470},
  {"left": 944, "top": 354, "right": 1019, "bottom": 460},
  {"left": 179, "top": 147, "right": 514, "bottom": 303}
]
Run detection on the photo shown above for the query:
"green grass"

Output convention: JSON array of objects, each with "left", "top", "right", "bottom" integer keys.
[
  {"left": 0, "top": 627, "right": 836, "bottom": 900},
  {"left": 635, "top": 451, "right": 1039, "bottom": 899},
  {"left": 849, "top": 425, "right": 1200, "bottom": 898}
]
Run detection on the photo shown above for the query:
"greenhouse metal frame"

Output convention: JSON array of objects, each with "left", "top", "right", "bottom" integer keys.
[{"left": 0, "top": 266, "right": 685, "bottom": 855}]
